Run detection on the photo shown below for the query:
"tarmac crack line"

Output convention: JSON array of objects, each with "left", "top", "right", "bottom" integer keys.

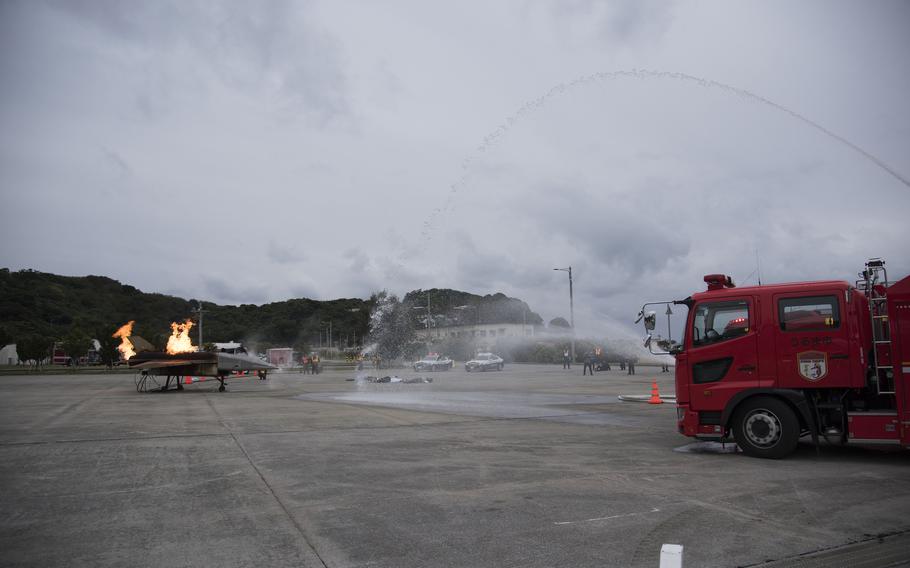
[
  {"left": 554, "top": 507, "right": 661, "bottom": 525},
  {"left": 204, "top": 397, "right": 330, "bottom": 568}
]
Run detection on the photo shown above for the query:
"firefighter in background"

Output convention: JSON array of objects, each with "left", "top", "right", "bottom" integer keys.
[
  {"left": 583, "top": 351, "right": 595, "bottom": 376},
  {"left": 594, "top": 347, "right": 610, "bottom": 371},
  {"left": 563, "top": 348, "right": 571, "bottom": 369},
  {"left": 311, "top": 353, "right": 320, "bottom": 374}
]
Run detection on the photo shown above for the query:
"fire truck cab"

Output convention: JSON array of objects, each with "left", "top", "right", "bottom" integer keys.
[{"left": 639, "top": 259, "right": 910, "bottom": 458}]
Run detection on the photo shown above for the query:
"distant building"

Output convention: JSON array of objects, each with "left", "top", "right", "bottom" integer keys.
[
  {"left": 267, "top": 347, "right": 293, "bottom": 367},
  {"left": 425, "top": 323, "right": 538, "bottom": 351},
  {"left": 52, "top": 339, "right": 103, "bottom": 365},
  {"left": 52, "top": 343, "right": 68, "bottom": 365},
  {"left": 1, "top": 344, "right": 19, "bottom": 365}
]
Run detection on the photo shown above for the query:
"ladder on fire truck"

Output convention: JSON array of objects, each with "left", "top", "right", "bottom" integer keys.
[{"left": 859, "top": 258, "right": 895, "bottom": 394}]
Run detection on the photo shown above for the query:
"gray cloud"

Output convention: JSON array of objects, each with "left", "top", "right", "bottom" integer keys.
[
  {"left": 268, "top": 240, "right": 307, "bottom": 265},
  {"left": 47, "top": 0, "right": 350, "bottom": 124},
  {"left": 201, "top": 275, "right": 270, "bottom": 306},
  {"left": 101, "top": 146, "right": 131, "bottom": 173}
]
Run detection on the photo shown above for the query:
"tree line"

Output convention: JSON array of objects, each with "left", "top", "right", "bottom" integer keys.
[{"left": 0, "top": 269, "right": 544, "bottom": 366}]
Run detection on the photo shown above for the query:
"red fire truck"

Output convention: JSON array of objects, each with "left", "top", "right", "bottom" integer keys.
[{"left": 638, "top": 259, "right": 909, "bottom": 458}]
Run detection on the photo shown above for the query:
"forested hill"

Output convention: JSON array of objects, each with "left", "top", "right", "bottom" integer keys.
[
  {"left": 402, "top": 289, "right": 543, "bottom": 327},
  {"left": 0, "top": 269, "right": 371, "bottom": 350},
  {"left": 0, "top": 269, "right": 543, "bottom": 350}
]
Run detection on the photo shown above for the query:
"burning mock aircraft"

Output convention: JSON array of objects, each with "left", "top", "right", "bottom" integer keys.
[{"left": 115, "top": 319, "right": 275, "bottom": 392}]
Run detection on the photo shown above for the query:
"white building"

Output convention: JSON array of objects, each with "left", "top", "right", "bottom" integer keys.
[
  {"left": 1, "top": 344, "right": 19, "bottom": 365},
  {"left": 422, "top": 323, "right": 538, "bottom": 351}
]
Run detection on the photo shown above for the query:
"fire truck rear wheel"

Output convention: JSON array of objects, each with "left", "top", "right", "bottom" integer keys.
[{"left": 732, "top": 396, "right": 799, "bottom": 459}]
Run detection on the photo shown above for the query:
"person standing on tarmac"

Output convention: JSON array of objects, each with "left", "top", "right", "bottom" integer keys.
[
  {"left": 583, "top": 351, "right": 595, "bottom": 376},
  {"left": 563, "top": 348, "right": 571, "bottom": 370},
  {"left": 627, "top": 359, "right": 636, "bottom": 375}
]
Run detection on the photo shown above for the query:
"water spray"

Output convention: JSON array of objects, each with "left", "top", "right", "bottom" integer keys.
[{"left": 417, "top": 68, "right": 910, "bottom": 249}]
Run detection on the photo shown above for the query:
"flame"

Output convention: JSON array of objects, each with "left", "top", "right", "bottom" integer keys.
[
  {"left": 113, "top": 321, "right": 136, "bottom": 360},
  {"left": 166, "top": 319, "right": 197, "bottom": 354}
]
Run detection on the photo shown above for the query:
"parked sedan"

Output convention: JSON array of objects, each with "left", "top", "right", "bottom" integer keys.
[
  {"left": 413, "top": 354, "right": 454, "bottom": 371},
  {"left": 465, "top": 353, "right": 504, "bottom": 372}
]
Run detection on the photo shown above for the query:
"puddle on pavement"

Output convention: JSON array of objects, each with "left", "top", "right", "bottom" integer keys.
[
  {"left": 673, "top": 441, "right": 740, "bottom": 454},
  {"left": 295, "top": 390, "right": 645, "bottom": 428}
]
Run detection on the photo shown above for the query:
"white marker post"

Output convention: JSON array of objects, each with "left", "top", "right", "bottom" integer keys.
[{"left": 659, "top": 544, "right": 683, "bottom": 568}]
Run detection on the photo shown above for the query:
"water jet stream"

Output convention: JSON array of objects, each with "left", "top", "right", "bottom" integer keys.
[{"left": 418, "top": 68, "right": 909, "bottom": 248}]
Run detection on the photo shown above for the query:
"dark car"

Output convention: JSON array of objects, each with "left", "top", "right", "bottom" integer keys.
[{"left": 465, "top": 353, "right": 504, "bottom": 372}]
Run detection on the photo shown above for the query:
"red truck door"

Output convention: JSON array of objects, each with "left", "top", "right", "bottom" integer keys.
[
  {"left": 686, "top": 297, "right": 760, "bottom": 414},
  {"left": 773, "top": 292, "right": 855, "bottom": 389}
]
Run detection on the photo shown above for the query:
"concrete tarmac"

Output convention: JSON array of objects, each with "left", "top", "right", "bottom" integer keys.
[{"left": 1, "top": 365, "right": 909, "bottom": 567}]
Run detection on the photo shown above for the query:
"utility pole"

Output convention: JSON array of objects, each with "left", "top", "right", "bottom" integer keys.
[
  {"left": 321, "top": 321, "right": 332, "bottom": 350},
  {"left": 666, "top": 304, "right": 673, "bottom": 342},
  {"left": 194, "top": 301, "right": 205, "bottom": 348},
  {"left": 553, "top": 267, "right": 575, "bottom": 361},
  {"left": 412, "top": 291, "right": 433, "bottom": 353}
]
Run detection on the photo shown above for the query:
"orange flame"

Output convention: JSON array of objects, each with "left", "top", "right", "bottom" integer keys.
[
  {"left": 166, "top": 319, "right": 197, "bottom": 354},
  {"left": 113, "top": 321, "right": 136, "bottom": 361}
]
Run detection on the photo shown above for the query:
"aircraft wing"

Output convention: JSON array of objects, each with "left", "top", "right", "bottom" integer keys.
[{"left": 130, "top": 359, "right": 200, "bottom": 370}]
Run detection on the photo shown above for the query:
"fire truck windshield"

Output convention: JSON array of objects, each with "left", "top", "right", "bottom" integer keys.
[{"left": 692, "top": 300, "right": 749, "bottom": 346}]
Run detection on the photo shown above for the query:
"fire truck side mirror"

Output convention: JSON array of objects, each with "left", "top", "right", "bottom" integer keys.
[{"left": 643, "top": 311, "right": 657, "bottom": 331}]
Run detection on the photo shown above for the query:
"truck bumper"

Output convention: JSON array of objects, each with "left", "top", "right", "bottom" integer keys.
[
  {"left": 678, "top": 404, "right": 697, "bottom": 436},
  {"left": 678, "top": 404, "right": 726, "bottom": 439}
]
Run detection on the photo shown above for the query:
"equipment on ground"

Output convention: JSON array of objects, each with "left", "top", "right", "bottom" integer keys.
[{"left": 129, "top": 351, "right": 276, "bottom": 392}]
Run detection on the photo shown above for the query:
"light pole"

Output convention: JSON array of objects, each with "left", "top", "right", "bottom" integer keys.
[
  {"left": 193, "top": 301, "right": 205, "bottom": 348},
  {"left": 454, "top": 304, "right": 477, "bottom": 357},
  {"left": 347, "top": 307, "right": 363, "bottom": 348},
  {"left": 553, "top": 267, "right": 575, "bottom": 361},
  {"left": 413, "top": 290, "right": 434, "bottom": 344},
  {"left": 321, "top": 321, "right": 333, "bottom": 350},
  {"left": 426, "top": 291, "right": 432, "bottom": 338},
  {"left": 412, "top": 304, "right": 431, "bottom": 353},
  {"left": 665, "top": 304, "right": 673, "bottom": 342}
]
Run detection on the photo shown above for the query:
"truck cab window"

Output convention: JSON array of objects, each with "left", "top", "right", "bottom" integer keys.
[
  {"left": 692, "top": 300, "right": 749, "bottom": 346},
  {"left": 778, "top": 295, "right": 839, "bottom": 331}
]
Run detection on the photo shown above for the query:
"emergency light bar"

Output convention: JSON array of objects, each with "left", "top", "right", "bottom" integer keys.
[{"left": 704, "top": 274, "right": 736, "bottom": 291}]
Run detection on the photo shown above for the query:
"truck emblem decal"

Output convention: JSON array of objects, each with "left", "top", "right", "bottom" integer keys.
[{"left": 797, "top": 351, "right": 828, "bottom": 381}]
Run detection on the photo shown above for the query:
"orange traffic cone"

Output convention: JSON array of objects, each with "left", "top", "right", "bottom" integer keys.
[{"left": 648, "top": 380, "right": 663, "bottom": 404}]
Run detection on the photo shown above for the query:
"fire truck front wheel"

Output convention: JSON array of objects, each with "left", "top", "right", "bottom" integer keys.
[{"left": 732, "top": 396, "right": 799, "bottom": 459}]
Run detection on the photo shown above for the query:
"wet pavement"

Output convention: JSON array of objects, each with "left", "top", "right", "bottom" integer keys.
[{"left": 1, "top": 364, "right": 909, "bottom": 567}]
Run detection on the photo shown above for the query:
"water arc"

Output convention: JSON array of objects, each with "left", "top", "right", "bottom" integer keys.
[{"left": 419, "top": 68, "right": 909, "bottom": 245}]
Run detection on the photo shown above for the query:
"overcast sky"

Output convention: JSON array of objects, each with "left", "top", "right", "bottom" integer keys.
[{"left": 1, "top": 0, "right": 909, "bottom": 338}]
